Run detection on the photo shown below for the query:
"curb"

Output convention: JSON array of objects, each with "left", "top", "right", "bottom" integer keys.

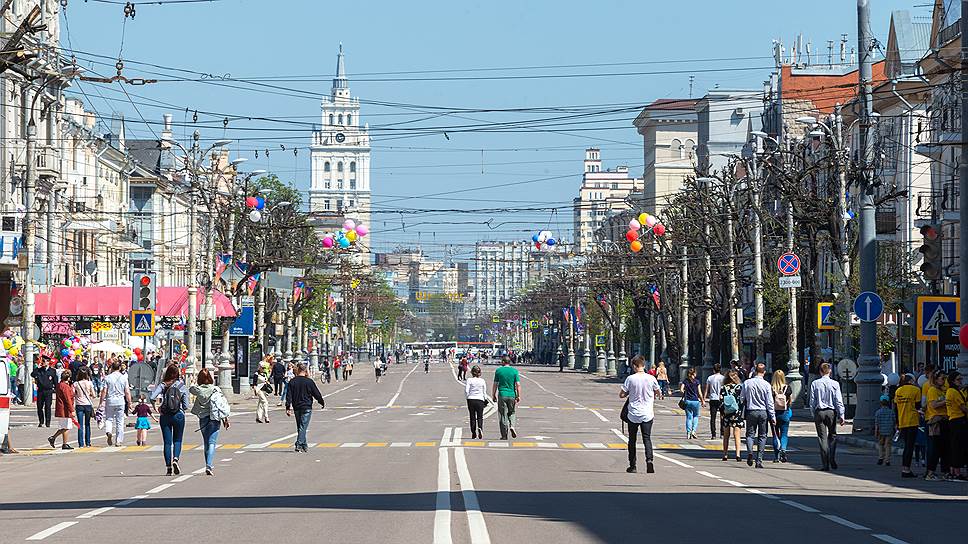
[{"left": 840, "top": 434, "right": 903, "bottom": 455}]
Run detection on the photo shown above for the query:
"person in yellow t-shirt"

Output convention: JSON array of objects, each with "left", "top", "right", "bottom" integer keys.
[
  {"left": 920, "top": 365, "right": 935, "bottom": 405},
  {"left": 924, "top": 372, "right": 949, "bottom": 480},
  {"left": 945, "top": 371, "right": 966, "bottom": 481},
  {"left": 893, "top": 375, "right": 922, "bottom": 478}
]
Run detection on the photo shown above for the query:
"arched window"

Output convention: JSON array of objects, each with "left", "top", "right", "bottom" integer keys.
[
  {"left": 337, "top": 161, "right": 344, "bottom": 172},
  {"left": 324, "top": 161, "right": 331, "bottom": 172},
  {"left": 684, "top": 139, "right": 696, "bottom": 160},
  {"left": 346, "top": 114, "right": 352, "bottom": 125},
  {"left": 338, "top": 114, "right": 344, "bottom": 125},
  {"left": 349, "top": 161, "right": 356, "bottom": 173},
  {"left": 328, "top": 114, "right": 334, "bottom": 125}
]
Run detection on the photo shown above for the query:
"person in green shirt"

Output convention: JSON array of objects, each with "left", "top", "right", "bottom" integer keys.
[
  {"left": 8, "top": 358, "right": 19, "bottom": 404},
  {"left": 492, "top": 357, "right": 521, "bottom": 439}
]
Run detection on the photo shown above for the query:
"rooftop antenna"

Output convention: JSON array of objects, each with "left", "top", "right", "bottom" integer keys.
[
  {"left": 840, "top": 33, "right": 848, "bottom": 64},
  {"left": 827, "top": 40, "right": 835, "bottom": 67},
  {"left": 688, "top": 75, "right": 695, "bottom": 98}
]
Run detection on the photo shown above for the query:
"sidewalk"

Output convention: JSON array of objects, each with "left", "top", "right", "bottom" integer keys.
[{"left": 790, "top": 408, "right": 900, "bottom": 454}]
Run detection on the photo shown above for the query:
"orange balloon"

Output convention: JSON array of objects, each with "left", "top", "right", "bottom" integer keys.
[{"left": 630, "top": 240, "right": 643, "bottom": 253}]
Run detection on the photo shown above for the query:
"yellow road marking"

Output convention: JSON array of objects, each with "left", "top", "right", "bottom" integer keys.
[
  {"left": 560, "top": 443, "right": 583, "bottom": 449},
  {"left": 365, "top": 442, "right": 388, "bottom": 447},
  {"left": 269, "top": 443, "right": 292, "bottom": 449},
  {"left": 414, "top": 441, "right": 436, "bottom": 447},
  {"left": 512, "top": 442, "right": 537, "bottom": 447},
  {"left": 316, "top": 443, "right": 340, "bottom": 448},
  {"left": 607, "top": 443, "right": 627, "bottom": 449},
  {"left": 463, "top": 441, "right": 485, "bottom": 447}
]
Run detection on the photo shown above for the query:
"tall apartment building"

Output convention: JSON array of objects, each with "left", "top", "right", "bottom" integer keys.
[
  {"left": 472, "top": 241, "right": 576, "bottom": 315},
  {"left": 572, "top": 149, "right": 642, "bottom": 253},
  {"left": 632, "top": 99, "right": 699, "bottom": 216}
]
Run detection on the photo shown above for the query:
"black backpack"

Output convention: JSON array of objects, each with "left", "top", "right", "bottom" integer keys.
[{"left": 160, "top": 383, "right": 183, "bottom": 415}]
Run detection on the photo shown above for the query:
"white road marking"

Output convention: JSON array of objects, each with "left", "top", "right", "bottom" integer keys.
[
  {"left": 192, "top": 467, "right": 208, "bottom": 474},
  {"left": 441, "top": 427, "right": 453, "bottom": 446},
  {"left": 610, "top": 428, "right": 627, "bottom": 440},
  {"left": 537, "top": 442, "right": 559, "bottom": 448},
  {"left": 455, "top": 447, "right": 492, "bottom": 544},
  {"left": 434, "top": 447, "right": 452, "bottom": 544},
  {"left": 387, "top": 363, "right": 420, "bottom": 407},
  {"left": 780, "top": 500, "right": 819, "bottom": 513},
  {"left": 337, "top": 411, "right": 365, "bottom": 421},
  {"left": 654, "top": 452, "right": 693, "bottom": 468},
  {"left": 821, "top": 515, "right": 870, "bottom": 531},
  {"left": 171, "top": 474, "right": 193, "bottom": 483},
  {"left": 323, "top": 383, "right": 358, "bottom": 398},
  {"left": 249, "top": 432, "right": 298, "bottom": 449},
  {"left": 220, "top": 458, "right": 233, "bottom": 462},
  {"left": 114, "top": 495, "right": 148, "bottom": 507},
  {"left": 487, "top": 442, "right": 509, "bottom": 448},
  {"left": 872, "top": 535, "right": 910, "bottom": 544},
  {"left": 719, "top": 479, "right": 746, "bottom": 487},
  {"left": 582, "top": 442, "right": 606, "bottom": 449},
  {"left": 589, "top": 409, "right": 609, "bottom": 422},
  {"left": 146, "top": 483, "right": 174, "bottom": 494},
  {"left": 76, "top": 507, "right": 114, "bottom": 519},
  {"left": 390, "top": 442, "right": 412, "bottom": 447},
  {"left": 695, "top": 471, "right": 721, "bottom": 479},
  {"left": 26, "top": 522, "right": 78, "bottom": 540},
  {"left": 451, "top": 427, "right": 463, "bottom": 446},
  {"left": 746, "top": 489, "right": 778, "bottom": 500},
  {"left": 340, "top": 442, "right": 364, "bottom": 448}
]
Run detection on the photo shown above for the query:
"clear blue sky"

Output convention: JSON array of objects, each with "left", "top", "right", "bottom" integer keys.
[{"left": 62, "top": 0, "right": 925, "bottom": 257}]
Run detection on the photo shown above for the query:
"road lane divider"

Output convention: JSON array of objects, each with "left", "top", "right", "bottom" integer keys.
[{"left": 454, "top": 446, "right": 492, "bottom": 544}]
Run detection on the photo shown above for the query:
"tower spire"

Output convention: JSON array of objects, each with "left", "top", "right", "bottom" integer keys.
[{"left": 333, "top": 43, "right": 348, "bottom": 93}]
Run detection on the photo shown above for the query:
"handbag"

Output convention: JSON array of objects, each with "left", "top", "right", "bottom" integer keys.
[
  {"left": 678, "top": 398, "right": 687, "bottom": 410},
  {"left": 261, "top": 382, "right": 273, "bottom": 394},
  {"left": 620, "top": 398, "right": 630, "bottom": 423}
]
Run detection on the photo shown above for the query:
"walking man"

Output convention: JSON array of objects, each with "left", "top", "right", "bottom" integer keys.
[
  {"left": 285, "top": 363, "right": 325, "bottom": 452},
  {"left": 620, "top": 355, "right": 662, "bottom": 473},
  {"left": 32, "top": 358, "right": 57, "bottom": 427},
  {"left": 705, "top": 362, "right": 724, "bottom": 440},
  {"left": 809, "top": 362, "right": 845, "bottom": 471},
  {"left": 271, "top": 358, "right": 286, "bottom": 396},
  {"left": 740, "top": 362, "right": 775, "bottom": 468},
  {"left": 492, "top": 356, "right": 521, "bottom": 440}
]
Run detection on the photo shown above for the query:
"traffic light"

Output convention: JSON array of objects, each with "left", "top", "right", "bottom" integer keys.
[
  {"left": 918, "top": 224, "right": 942, "bottom": 281},
  {"left": 132, "top": 272, "right": 157, "bottom": 310}
]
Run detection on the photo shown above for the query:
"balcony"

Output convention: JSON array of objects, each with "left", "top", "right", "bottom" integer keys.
[{"left": 35, "top": 145, "right": 60, "bottom": 178}]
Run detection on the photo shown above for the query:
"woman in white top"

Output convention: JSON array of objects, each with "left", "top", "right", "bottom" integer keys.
[
  {"left": 464, "top": 365, "right": 488, "bottom": 439},
  {"left": 72, "top": 366, "right": 96, "bottom": 448}
]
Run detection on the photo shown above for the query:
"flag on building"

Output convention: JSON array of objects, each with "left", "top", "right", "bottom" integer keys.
[
  {"left": 213, "top": 254, "right": 231, "bottom": 284},
  {"left": 648, "top": 284, "right": 661, "bottom": 310},
  {"left": 562, "top": 307, "right": 571, "bottom": 323}
]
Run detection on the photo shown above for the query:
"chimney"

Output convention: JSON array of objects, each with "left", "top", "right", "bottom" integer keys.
[{"left": 161, "top": 113, "right": 173, "bottom": 149}]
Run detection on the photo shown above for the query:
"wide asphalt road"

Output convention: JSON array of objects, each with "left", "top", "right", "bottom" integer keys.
[{"left": 1, "top": 360, "right": 964, "bottom": 543}]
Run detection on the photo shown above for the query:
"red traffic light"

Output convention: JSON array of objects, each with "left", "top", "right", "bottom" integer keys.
[
  {"left": 920, "top": 225, "right": 939, "bottom": 240},
  {"left": 139, "top": 275, "right": 151, "bottom": 286}
]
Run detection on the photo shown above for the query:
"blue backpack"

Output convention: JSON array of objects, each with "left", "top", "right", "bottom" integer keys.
[{"left": 722, "top": 388, "right": 739, "bottom": 415}]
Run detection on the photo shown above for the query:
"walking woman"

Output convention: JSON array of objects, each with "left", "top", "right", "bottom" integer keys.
[
  {"left": 98, "top": 360, "right": 131, "bottom": 446},
  {"left": 945, "top": 371, "right": 966, "bottom": 481},
  {"left": 72, "top": 366, "right": 96, "bottom": 448},
  {"left": 47, "top": 369, "right": 75, "bottom": 450},
  {"left": 150, "top": 364, "right": 189, "bottom": 476},
  {"left": 253, "top": 369, "right": 271, "bottom": 423},
  {"left": 190, "top": 369, "right": 231, "bottom": 476},
  {"left": 656, "top": 362, "right": 669, "bottom": 396},
  {"left": 771, "top": 370, "right": 792, "bottom": 463},
  {"left": 679, "top": 367, "right": 705, "bottom": 439},
  {"left": 465, "top": 365, "right": 487, "bottom": 439},
  {"left": 720, "top": 369, "right": 745, "bottom": 461},
  {"left": 925, "top": 370, "right": 950, "bottom": 480}
]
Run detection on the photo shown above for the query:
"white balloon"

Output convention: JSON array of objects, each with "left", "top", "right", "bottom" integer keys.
[{"left": 248, "top": 209, "right": 262, "bottom": 222}]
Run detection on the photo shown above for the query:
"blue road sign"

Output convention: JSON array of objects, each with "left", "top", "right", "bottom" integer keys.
[
  {"left": 817, "top": 302, "right": 834, "bottom": 330},
  {"left": 777, "top": 253, "right": 800, "bottom": 276},
  {"left": 131, "top": 310, "right": 155, "bottom": 337},
  {"left": 916, "top": 296, "right": 960, "bottom": 341},
  {"left": 853, "top": 292, "right": 884, "bottom": 323}
]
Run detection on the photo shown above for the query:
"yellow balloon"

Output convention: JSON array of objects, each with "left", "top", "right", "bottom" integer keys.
[
  {"left": 75, "top": 349, "right": 83, "bottom": 356},
  {"left": 346, "top": 230, "right": 358, "bottom": 242},
  {"left": 9, "top": 346, "right": 18, "bottom": 356},
  {"left": 125, "top": 349, "right": 132, "bottom": 356},
  {"left": 638, "top": 212, "right": 650, "bottom": 226},
  {"left": 2, "top": 339, "right": 10, "bottom": 349}
]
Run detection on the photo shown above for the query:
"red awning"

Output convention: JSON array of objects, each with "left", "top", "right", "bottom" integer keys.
[{"left": 34, "top": 287, "right": 237, "bottom": 318}]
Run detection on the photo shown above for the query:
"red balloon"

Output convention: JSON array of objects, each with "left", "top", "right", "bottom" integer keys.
[
  {"left": 653, "top": 223, "right": 666, "bottom": 236},
  {"left": 245, "top": 196, "right": 258, "bottom": 208},
  {"left": 960, "top": 324, "right": 968, "bottom": 350},
  {"left": 625, "top": 230, "right": 639, "bottom": 242},
  {"left": 534, "top": 241, "right": 542, "bottom": 250}
]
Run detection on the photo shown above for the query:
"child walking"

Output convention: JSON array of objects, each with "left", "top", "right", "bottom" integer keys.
[
  {"left": 133, "top": 395, "right": 157, "bottom": 446},
  {"left": 874, "top": 394, "right": 896, "bottom": 466}
]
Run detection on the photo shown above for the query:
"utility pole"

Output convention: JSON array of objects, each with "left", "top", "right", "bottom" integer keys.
[
  {"left": 680, "top": 245, "right": 690, "bottom": 372},
  {"left": 726, "top": 188, "right": 740, "bottom": 369},
  {"left": 21, "top": 120, "right": 36, "bottom": 407},
  {"left": 752, "top": 175, "right": 766, "bottom": 364},
  {"left": 702, "top": 213, "right": 715, "bottom": 375},
  {"left": 956, "top": 0, "right": 968, "bottom": 380},
  {"left": 218, "top": 199, "right": 236, "bottom": 396},
  {"left": 186, "top": 134, "right": 200, "bottom": 374},
  {"left": 854, "top": 0, "right": 882, "bottom": 432},
  {"left": 833, "top": 105, "right": 851, "bottom": 362},
  {"left": 786, "top": 199, "right": 803, "bottom": 405}
]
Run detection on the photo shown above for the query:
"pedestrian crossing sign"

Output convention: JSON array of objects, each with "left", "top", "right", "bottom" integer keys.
[
  {"left": 817, "top": 302, "right": 834, "bottom": 330},
  {"left": 916, "top": 295, "right": 959, "bottom": 341},
  {"left": 131, "top": 310, "right": 156, "bottom": 337}
]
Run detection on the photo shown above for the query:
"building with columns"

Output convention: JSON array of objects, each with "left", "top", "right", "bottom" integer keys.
[{"left": 309, "top": 45, "right": 372, "bottom": 251}]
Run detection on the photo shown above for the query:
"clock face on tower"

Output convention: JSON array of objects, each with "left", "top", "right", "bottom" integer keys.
[{"left": 335, "top": 132, "right": 346, "bottom": 143}]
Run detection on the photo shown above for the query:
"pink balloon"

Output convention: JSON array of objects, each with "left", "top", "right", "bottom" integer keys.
[
  {"left": 646, "top": 214, "right": 659, "bottom": 228},
  {"left": 629, "top": 219, "right": 641, "bottom": 231},
  {"left": 322, "top": 237, "right": 334, "bottom": 248},
  {"left": 653, "top": 223, "right": 666, "bottom": 236},
  {"left": 355, "top": 224, "right": 369, "bottom": 237},
  {"left": 343, "top": 219, "right": 356, "bottom": 231},
  {"left": 245, "top": 196, "right": 258, "bottom": 208}
]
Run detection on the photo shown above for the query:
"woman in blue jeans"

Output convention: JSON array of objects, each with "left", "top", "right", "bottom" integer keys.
[
  {"left": 150, "top": 364, "right": 189, "bottom": 476},
  {"left": 189, "top": 368, "right": 230, "bottom": 476},
  {"left": 771, "top": 370, "right": 792, "bottom": 463},
  {"left": 680, "top": 367, "right": 705, "bottom": 439}
]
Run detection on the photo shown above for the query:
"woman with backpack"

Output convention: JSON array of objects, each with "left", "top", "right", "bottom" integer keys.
[
  {"left": 150, "top": 364, "right": 189, "bottom": 476},
  {"left": 771, "top": 370, "right": 792, "bottom": 463},
  {"left": 190, "top": 369, "right": 231, "bottom": 476},
  {"left": 719, "top": 369, "right": 745, "bottom": 461}
]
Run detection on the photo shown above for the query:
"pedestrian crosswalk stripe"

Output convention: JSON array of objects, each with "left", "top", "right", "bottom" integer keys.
[
  {"left": 583, "top": 443, "right": 606, "bottom": 449},
  {"left": 537, "top": 442, "right": 559, "bottom": 448},
  {"left": 488, "top": 442, "right": 509, "bottom": 448},
  {"left": 340, "top": 442, "right": 364, "bottom": 448},
  {"left": 389, "top": 442, "right": 411, "bottom": 447}
]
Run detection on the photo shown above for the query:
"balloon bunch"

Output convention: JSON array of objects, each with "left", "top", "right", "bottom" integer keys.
[
  {"left": 244, "top": 195, "right": 267, "bottom": 223},
  {"left": 1, "top": 329, "right": 25, "bottom": 357},
  {"left": 531, "top": 230, "right": 557, "bottom": 250},
  {"left": 322, "top": 219, "right": 369, "bottom": 250},
  {"left": 58, "top": 334, "right": 90, "bottom": 362},
  {"left": 626, "top": 212, "right": 666, "bottom": 253}
]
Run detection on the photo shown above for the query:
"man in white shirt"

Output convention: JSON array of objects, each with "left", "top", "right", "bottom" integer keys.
[
  {"left": 705, "top": 362, "right": 725, "bottom": 439},
  {"left": 620, "top": 355, "right": 662, "bottom": 474}
]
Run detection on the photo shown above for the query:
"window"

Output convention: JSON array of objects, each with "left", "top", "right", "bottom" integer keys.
[
  {"left": 324, "top": 161, "right": 331, "bottom": 172},
  {"left": 338, "top": 114, "right": 343, "bottom": 125},
  {"left": 684, "top": 139, "right": 696, "bottom": 160},
  {"left": 350, "top": 180, "right": 356, "bottom": 190},
  {"left": 325, "top": 180, "right": 331, "bottom": 189},
  {"left": 337, "top": 162, "right": 344, "bottom": 172},
  {"left": 611, "top": 183, "right": 618, "bottom": 190},
  {"left": 347, "top": 114, "right": 352, "bottom": 125},
  {"left": 349, "top": 199, "right": 355, "bottom": 208},
  {"left": 329, "top": 114, "right": 334, "bottom": 125},
  {"left": 349, "top": 161, "right": 356, "bottom": 173},
  {"left": 324, "top": 199, "right": 331, "bottom": 211},
  {"left": 338, "top": 180, "right": 343, "bottom": 190}
]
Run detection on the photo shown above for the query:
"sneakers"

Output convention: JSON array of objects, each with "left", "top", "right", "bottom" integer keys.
[
  {"left": 924, "top": 472, "right": 941, "bottom": 481},
  {"left": 166, "top": 467, "right": 173, "bottom": 476},
  {"left": 755, "top": 460, "right": 764, "bottom": 469},
  {"left": 172, "top": 459, "right": 180, "bottom": 475},
  {"left": 106, "top": 433, "right": 113, "bottom": 446},
  {"left": 747, "top": 455, "right": 754, "bottom": 467},
  {"left": 626, "top": 466, "right": 637, "bottom": 473},
  {"left": 646, "top": 462, "right": 655, "bottom": 474},
  {"left": 510, "top": 428, "right": 517, "bottom": 439},
  {"left": 779, "top": 450, "right": 788, "bottom": 463},
  {"left": 61, "top": 444, "right": 73, "bottom": 450},
  {"left": 900, "top": 471, "right": 918, "bottom": 478},
  {"left": 205, "top": 467, "right": 214, "bottom": 476}
]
